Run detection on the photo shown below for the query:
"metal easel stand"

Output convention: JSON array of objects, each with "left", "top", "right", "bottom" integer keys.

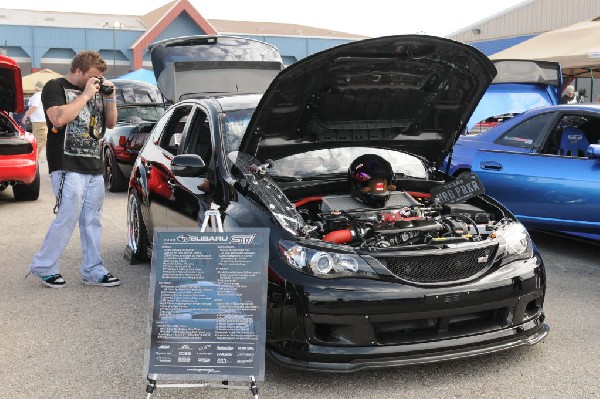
[
  {"left": 145, "top": 376, "right": 259, "bottom": 398},
  {"left": 145, "top": 210, "right": 259, "bottom": 398},
  {"left": 200, "top": 209, "right": 224, "bottom": 233}
]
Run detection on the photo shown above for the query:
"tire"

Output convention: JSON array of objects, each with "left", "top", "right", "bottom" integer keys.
[
  {"left": 103, "top": 147, "right": 127, "bottom": 192},
  {"left": 126, "top": 189, "right": 149, "bottom": 264},
  {"left": 13, "top": 167, "right": 40, "bottom": 201}
]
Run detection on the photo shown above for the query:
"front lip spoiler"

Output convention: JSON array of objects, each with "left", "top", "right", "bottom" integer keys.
[{"left": 267, "top": 321, "right": 550, "bottom": 373}]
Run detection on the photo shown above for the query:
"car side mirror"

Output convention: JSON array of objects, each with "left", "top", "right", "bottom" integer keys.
[
  {"left": 587, "top": 144, "right": 600, "bottom": 159},
  {"left": 171, "top": 154, "right": 207, "bottom": 177}
]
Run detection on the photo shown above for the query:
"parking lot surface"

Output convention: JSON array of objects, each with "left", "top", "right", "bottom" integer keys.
[{"left": 0, "top": 162, "right": 598, "bottom": 398}]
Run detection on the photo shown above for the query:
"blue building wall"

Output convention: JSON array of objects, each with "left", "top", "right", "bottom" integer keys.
[
  {"left": 468, "top": 35, "right": 538, "bottom": 56},
  {"left": 152, "top": 12, "right": 208, "bottom": 43},
  {"left": 0, "top": 24, "right": 143, "bottom": 68},
  {"left": 0, "top": 20, "right": 353, "bottom": 74},
  {"left": 240, "top": 35, "right": 353, "bottom": 66}
]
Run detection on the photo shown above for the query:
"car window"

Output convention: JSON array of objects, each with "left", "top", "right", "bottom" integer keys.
[
  {"left": 221, "top": 109, "right": 254, "bottom": 153},
  {"left": 157, "top": 105, "right": 193, "bottom": 155},
  {"left": 268, "top": 147, "right": 427, "bottom": 179},
  {"left": 180, "top": 109, "right": 213, "bottom": 165},
  {"left": 495, "top": 112, "right": 555, "bottom": 149},
  {"left": 542, "top": 114, "right": 600, "bottom": 157}
]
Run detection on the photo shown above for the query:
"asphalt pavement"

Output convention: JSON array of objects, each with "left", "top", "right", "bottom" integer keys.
[{"left": 0, "top": 159, "right": 598, "bottom": 399}]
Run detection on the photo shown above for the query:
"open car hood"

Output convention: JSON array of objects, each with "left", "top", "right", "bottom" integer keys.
[
  {"left": 0, "top": 55, "right": 23, "bottom": 113},
  {"left": 466, "top": 59, "right": 561, "bottom": 131},
  {"left": 150, "top": 35, "right": 284, "bottom": 103},
  {"left": 240, "top": 35, "right": 496, "bottom": 166}
]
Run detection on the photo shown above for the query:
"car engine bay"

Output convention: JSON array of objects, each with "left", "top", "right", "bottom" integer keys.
[{"left": 295, "top": 191, "right": 501, "bottom": 251}]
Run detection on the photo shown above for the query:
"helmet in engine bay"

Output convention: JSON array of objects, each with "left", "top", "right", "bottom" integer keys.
[{"left": 348, "top": 154, "right": 396, "bottom": 208}]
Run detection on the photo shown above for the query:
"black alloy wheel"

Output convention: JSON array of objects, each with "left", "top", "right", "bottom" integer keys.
[
  {"left": 126, "top": 190, "right": 149, "bottom": 263},
  {"left": 103, "top": 148, "right": 127, "bottom": 192}
]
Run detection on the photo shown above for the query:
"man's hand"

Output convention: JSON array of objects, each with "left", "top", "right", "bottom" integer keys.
[
  {"left": 82, "top": 77, "right": 100, "bottom": 100},
  {"left": 98, "top": 78, "right": 115, "bottom": 98}
]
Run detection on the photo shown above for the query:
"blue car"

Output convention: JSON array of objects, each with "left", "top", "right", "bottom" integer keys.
[{"left": 444, "top": 103, "right": 600, "bottom": 237}]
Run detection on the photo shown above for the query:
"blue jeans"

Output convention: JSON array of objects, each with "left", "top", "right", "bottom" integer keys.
[{"left": 29, "top": 171, "right": 109, "bottom": 281}]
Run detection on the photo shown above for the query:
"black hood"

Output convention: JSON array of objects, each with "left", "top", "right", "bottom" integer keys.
[{"left": 239, "top": 35, "right": 496, "bottom": 166}]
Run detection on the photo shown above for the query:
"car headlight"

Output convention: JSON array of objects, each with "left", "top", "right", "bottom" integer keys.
[
  {"left": 492, "top": 222, "right": 534, "bottom": 265},
  {"left": 278, "top": 240, "right": 376, "bottom": 278}
]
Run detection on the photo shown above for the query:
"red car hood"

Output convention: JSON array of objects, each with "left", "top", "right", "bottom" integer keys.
[{"left": 0, "top": 55, "right": 23, "bottom": 114}]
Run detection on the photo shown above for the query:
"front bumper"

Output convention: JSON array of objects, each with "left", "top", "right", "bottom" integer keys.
[
  {"left": 267, "top": 255, "right": 547, "bottom": 372},
  {"left": 268, "top": 320, "right": 548, "bottom": 372}
]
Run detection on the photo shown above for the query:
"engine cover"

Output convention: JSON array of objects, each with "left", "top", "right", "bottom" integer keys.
[{"left": 321, "top": 191, "right": 418, "bottom": 212}]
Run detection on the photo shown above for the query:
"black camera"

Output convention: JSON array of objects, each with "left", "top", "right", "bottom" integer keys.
[{"left": 96, "top": 76, "right": 114, "bottom": 96}]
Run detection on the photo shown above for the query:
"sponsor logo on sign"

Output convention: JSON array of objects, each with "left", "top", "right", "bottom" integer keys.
[
  {"left": 231, "top": 234, "right": 256, "bottom": 244},
  {"left": 176, "top": 234, "right": 228, "bottom": 242}
]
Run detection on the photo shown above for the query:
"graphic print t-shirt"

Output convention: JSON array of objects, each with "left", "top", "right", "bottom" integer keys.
[{"left": 41, "top": 77, "right": 104, "bottom": 174}]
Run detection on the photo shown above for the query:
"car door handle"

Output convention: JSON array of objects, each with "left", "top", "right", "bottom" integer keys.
[
  {"left": 167, "top": 179, "right": 176, "bottom": 191},
  {"left": 480, "top": 161, "right": 503, "bottom": 171},
  {"left": 142, "top": 161, "right": 152, "bottom": 174}
]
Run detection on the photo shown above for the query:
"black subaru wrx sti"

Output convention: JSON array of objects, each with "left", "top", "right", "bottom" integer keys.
[{"left": 126, "top": 35, "right": 548, "bottom": 371}]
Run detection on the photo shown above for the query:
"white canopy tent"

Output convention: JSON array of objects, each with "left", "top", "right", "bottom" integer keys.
[{"left": 491, "top": 18, "right": 600, "bottom": 79}]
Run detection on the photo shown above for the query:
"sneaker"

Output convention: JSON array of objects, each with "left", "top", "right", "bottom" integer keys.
[
  {"left": 37, "top": 274, "right": 66, "bottom": 288},
  {"left": 83, "top": 273, "right": 121, "bottom": 287}
]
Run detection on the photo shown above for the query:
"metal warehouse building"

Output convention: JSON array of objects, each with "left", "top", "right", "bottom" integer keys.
[
  {"left": 0, "top": 0, "right": 366, "bottom": 77},
  {"left": 448, "top": 0, "right": 600, "bottom": 101},
  {"left": 1, "top": 0, "right": 600, "bottom": 99}
]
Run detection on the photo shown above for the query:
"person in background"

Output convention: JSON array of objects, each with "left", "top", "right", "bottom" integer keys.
[
  {"left": 23, "top": 81, "right": 48, "bottom": 157},
  {"left": 27, "top": 51, "right": 120, "bottom": 288},
  {"left": 560, "top": 85, "right": 577, "bottom": 104}
]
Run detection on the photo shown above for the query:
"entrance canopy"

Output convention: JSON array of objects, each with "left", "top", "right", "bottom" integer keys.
[
  {"left": 491, "top": 18, "right": 600, "bottom": 79},
  {"left": 22, "top": 69, "right": 61, "bottom": 94},
  {"left": 117, "top": 68, "right": 156, "bottom": 85}
]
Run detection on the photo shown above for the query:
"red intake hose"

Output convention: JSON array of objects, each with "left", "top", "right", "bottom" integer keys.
[
  {"left": 323, "top": 229, "right": 354, "bottom": 244},
  {"left": 406, "top": 191, "right": 431, "bottom": 199},
  {"left": 294, "top": 196, "right": 323, "bottom": 208}
]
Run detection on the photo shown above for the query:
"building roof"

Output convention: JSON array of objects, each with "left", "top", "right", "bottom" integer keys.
[
  {"left": 0, "top": 8, "right": 144, "bottom": 30},
  {"left": 0, "top": 3, "right": 364, "bottom": 39},
  {"left": 208, "top": 19, "right": 367, "bottom": 39}
]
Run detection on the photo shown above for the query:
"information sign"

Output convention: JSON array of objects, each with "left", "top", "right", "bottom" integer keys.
[{"left": 145, "top": 228, "right": 269, "bottom": 381}]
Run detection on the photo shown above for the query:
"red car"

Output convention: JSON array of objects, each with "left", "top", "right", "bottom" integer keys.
[{"left": 0, "top": 55, "right": 39, "bottom": 201}]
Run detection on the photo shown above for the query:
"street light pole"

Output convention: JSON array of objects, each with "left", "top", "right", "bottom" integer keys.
[
  {"left": 112, "top": 24, "right": 116, "bottom": 75},
  {"left": 104, "top": 21, "right": 122, "bottom": 78}
]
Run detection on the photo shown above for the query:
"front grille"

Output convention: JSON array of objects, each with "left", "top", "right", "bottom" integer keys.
[{"left": 375, "top": 243, "right": 498, "bottom": 283}]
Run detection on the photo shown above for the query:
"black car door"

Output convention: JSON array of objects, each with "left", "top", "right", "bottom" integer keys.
[
  {"left": 165, "top": 105, "right": 214, "bottom": 229},
  {"left": 142, "top": 104, "right": 196, "bottom": 231}
]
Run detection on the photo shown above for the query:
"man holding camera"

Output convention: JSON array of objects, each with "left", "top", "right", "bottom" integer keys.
[{"left": 28, "top": 51, "right": 120, "bottom": 288}]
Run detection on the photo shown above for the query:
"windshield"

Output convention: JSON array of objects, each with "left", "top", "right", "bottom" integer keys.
[
  {"left": 221, "top": 108, "right": 254, "bottom": 153},
  {"left": 269, "top": 148, "right": 427, "bottom": 179},
  {"left": 220, "top": 109, "right": 427, "bottom": 179},
  {"left": 117, "top": 105, "right": 165, "bottom": 123}
]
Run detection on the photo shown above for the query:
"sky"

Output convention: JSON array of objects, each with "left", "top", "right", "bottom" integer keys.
[{"left": 0, "top": 0, "right": 528, "bottom": 37}]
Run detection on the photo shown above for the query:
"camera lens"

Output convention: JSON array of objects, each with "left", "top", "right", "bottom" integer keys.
[{"left": 100, "top": 85, "right": 114, "bottom": 95}]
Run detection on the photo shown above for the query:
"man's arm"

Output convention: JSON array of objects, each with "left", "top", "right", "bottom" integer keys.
[
  {"left": 23, "top": 106, "right": 37, "bottom": 120},
  {"left": 45, "top": 77, "right": 99, "bottom": 128}
]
